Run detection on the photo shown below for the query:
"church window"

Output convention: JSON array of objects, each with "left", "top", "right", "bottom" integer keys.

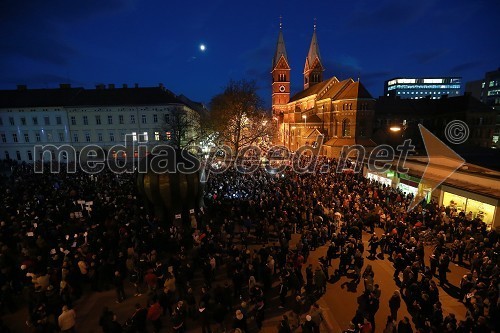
[{"left": 342, "top": 119, "right": 350, "bottom": 137}]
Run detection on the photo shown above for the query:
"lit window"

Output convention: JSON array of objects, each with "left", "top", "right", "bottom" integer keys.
[
  {"left": 154, "top": 131, "right": 160, "bottom": 141},
  {"left": 142, "top": 131, "right": 148, "bottom": 142},
  {"left": 165, "top": 131, "right": 171, "bottom": 140},
  {"left": 132, "top": 132, "right": 137, "bottom": 141}
]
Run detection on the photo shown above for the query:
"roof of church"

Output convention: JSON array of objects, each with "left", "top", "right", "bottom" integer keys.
[
  {"left": 336, "top": 81, "right": 373, "bottom": 99},
  {"left": 289, "top": 78, "right": 373, "bottom": 102},
  {"left": 289, "top": 79, "right": 331, "bottom": 102},
  {"left": 272, "top": 29, "right": 288, "bottom": 68}
]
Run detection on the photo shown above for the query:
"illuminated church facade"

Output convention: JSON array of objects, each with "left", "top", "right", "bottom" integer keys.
[{"left": 272, "top": 23, "right": 376, "bottom": 156}]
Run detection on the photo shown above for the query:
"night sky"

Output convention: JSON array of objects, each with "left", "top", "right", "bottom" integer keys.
[{"left": 1, "top": 0, "right": 499, "bottom": 107}]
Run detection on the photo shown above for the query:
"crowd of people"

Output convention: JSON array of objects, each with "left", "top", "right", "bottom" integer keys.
[{"left": 0, "top": 155, "right": 498, "bottom": 333}]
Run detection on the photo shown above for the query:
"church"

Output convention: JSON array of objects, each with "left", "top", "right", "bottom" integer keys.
[{"left": 271, "top": 23, "right": 376, "bottom": 157}]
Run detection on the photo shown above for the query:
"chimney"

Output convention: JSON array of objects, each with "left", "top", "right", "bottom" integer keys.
[
  {"left": 17, "top": 84, "right": 27, "bottom": 91},
  {"left": 96, "top": 84, "right": 105, "bottom": 90},
  {"left": 122, "top": 84, "right": 128, "bottom": 89},
  {"left": 108, "top": 84, "right": 115, "bottom": 89},
  {"left": 134, "top": 83, "right": 139, "bottom": 88}
]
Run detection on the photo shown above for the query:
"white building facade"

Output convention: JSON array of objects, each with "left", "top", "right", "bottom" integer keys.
[{"left": 0, "top": 84, "right": 202, "bottom": 163}]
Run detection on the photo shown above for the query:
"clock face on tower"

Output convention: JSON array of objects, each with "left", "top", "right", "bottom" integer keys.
[{"left": 279, "top": 85, "right": 286, "bottom": 92}]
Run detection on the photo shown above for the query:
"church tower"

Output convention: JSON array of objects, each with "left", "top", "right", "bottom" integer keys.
[
  {"left": 271, "top": 20, "right": 290, "bottom": 115},
  {"left": 303, "top": 23, "right": 324, "bottom": 90}
]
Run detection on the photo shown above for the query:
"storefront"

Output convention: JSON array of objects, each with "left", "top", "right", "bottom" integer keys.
[
  {"left": 440, "top": 185, "right": 498, "bottom": 229},
  {"left": 397, "top": 174, "right": 419, "bottom": 197},
  {"left": 366, "top": 170, "right": 394, "bottom": 187}
]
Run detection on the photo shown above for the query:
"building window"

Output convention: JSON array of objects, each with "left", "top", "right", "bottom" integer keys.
[
  {"left": 12, "top": 133, "right": 18, "bottom": 143},
  {"left": 9, "top": 117, "right": 15, "bottom": 126},
  {"left": 142, "top": 115, "right": 147, "bottom": 124},
  {"left": 56, "top": 116, "right": 62, "bottom": 125},
  {"left": 83, "top": 116, "right": 89, "bottom": 125},
  {"left": 119, "top": 115, "right": 124, "bottom": 124},
  {"left": 71, "top": 116, "right": 76, "bottom": 125},
  {"left": 16, "top": 151, "right": 21, "bottom": 161},
  {"left": 109, "top": 132, "right": 115, "bottom": 142},
  {"left": 98, "top": 133, "right": 103, "bottom": 142},
  {"left": 35, "top": 132, "right": 41, "bottom": 142},
  {"left": 85, "top": 132, "right": 91, "bottom": 142},
  {"left": 142, "top": 132, "right": 148, "bottom": 142},
  {"left": 154, "top": 131, "right": 160, "bottom": 141},
  {"left": 73, "top": 133, "right": 79, "bottom": 142},
  {"left": 165, "top": 131, "right": 171, "bottom": 140},
  {"left": 5, "top": 151, "right": 9, "bottom": 160},
  {"left": 0, "top": 118, "right": 2, "bottom": 125},
  {"left": 27, "top": 151, "right": 32, "bottom": 161},
  {"left": 59, "top": 132, "right": 64, "bottom": 142},
  {"left": 342, "top": 119, "right": 350, "bottom": 137},
  {"left": 132, "top": 132, "right": 137, "bottom": 141},
  {"left": 1, "top": 134, "right": 6, "bottom": 143},
  {"left": 153, "top": 114, "right": 158, "bottom": 123},
  {"left": 44, "top": 116, "right": 50, "bottom": 125},
  {"left": 24, "top": 133, "right": 29, "bottom": 143},
  {"left": 108, "top": 115, "right": 113, "bottom": 125},
  {"left": 164, "top": 114, "right": 170, "bottom": 123},
  {"left": 95, "top": 115, "right": 101, "bottom": 125},
  {"left": 130, "top": 115, "right": 135, "bottom": 124},
  {"left": 21, "top": 117, "right": 26, "bottom": 125}
]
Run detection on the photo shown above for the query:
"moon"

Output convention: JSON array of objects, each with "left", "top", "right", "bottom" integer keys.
[{"left": 199, "top": 44, "right": 206, "bottom": 52}]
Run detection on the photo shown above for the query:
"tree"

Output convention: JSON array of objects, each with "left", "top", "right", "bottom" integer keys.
[
  {"left": 161, "top": 107, "right": 201, "bottom": 149},
  {"left": 209, "top": 79, "right": 271, "bottom": 157}
]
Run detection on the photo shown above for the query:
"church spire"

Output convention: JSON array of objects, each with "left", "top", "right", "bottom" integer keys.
[
  {"left": 303, "top": 20, "right": 324, "bottom": 90},
  {"left": 272, "top": 16, "right": 288, "bottom": 68}
]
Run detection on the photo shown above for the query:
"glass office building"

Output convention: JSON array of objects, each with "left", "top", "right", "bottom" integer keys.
[{"left": 384, "top": 77, "right": 462, "bottom": 99}]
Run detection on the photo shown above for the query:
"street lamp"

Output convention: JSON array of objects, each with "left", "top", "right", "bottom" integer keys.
[{"left": 389, "top": 126, "right": 401, "bottom": 132}]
